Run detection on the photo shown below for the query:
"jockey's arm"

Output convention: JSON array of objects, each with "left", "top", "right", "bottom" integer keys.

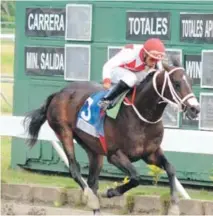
[{"left": 102, "top": 47, "right": 135, "bottom": 83}]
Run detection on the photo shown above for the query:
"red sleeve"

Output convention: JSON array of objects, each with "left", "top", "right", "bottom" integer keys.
[{"left": 124, "top": 44, "right": 134, "bottom": 49}]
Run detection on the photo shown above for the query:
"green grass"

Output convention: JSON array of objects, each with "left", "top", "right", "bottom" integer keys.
[
  {"left": 1, "top": 83, "right": 13, "bottom": 114},
  {"left": 1, "top": 28, "right": 15, "bottom": 34},
  {"left": 0, "top": 40, "right": 14, "bottom": 114},
  {"left": 1, "top": 40, "right": 14, "bottom": 76},
  {"left": 1, "top": 136, "right": 213, "bottom": 201},
  {"left": 127, "top": 185, "right": 213, "bottom": 201},
  {"left": 1, "top": 136, "right": 79, "bottom": 188}
]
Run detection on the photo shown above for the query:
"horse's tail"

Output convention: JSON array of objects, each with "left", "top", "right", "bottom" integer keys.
[{"left": 23, "top": 92, "right": 57, "bottom": 148}]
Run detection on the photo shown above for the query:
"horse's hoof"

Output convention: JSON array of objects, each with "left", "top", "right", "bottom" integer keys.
[
  {"left": 93, "top": 209, "right": 101, "bottom": 215},
  {"left": 168, "top": 204, "right": 180, "bottom": 215},
  {"left": 107, "top": 188, "right": 121, "bottom": 198}
]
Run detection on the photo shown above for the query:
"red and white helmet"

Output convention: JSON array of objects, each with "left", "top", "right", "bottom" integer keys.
[{"left": 143, "top": 38, "right": 165, "bottom": 60}]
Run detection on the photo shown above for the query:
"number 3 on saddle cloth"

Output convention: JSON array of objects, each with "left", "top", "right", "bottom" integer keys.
[{"left": 76, "top": 89, "right": 130, "bottom": 153}]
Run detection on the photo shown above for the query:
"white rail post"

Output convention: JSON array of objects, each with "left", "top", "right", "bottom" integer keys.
[
  {"left": 51, "top": 141, "right": 89, "bottom": 187},
  {"left": 174, "top": 177, "right": 191, "bottom": 199},
  {"left": 51, "top": 141, "right": 69, "bottom": 168}
]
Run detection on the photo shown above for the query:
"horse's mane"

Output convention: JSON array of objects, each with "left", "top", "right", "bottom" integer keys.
[
  {"left": 138, "top": 71, "right": 156, "bottom": 89},
  {"left": 128, "top": 71, "right": 156, "bottom": 96}
]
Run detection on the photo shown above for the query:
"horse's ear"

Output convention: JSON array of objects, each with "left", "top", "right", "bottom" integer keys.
[
  {"left": 162, "top": 55, "right": 181, "bottom": 71},
  {"left": 171, "top": 55, "right": 181, "bottom": 67}
]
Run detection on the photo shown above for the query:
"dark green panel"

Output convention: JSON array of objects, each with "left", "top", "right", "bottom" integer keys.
[
  {"left": 91, "top": 44, "right": 107, "bottom": 81},
  {"left": 27, "top": 143, "right": 41, "bottom": 160},
  {"left": 93, "top": 6, "right": 126, "bottom": 43},
  {"left": 11, "top": 138, "right": 28, "bottom": 168},
  {"left": 164, "top": 152, "right": 213, "bottom": 182},
  {"left": 13, "top": 81, "right": 30, "bottom": 115},
  {"left": 41, "top": 142, "right": 53, "bottom": 161},
  {"left": 28, "top": 81, "right": 64, "bottom": 108}
]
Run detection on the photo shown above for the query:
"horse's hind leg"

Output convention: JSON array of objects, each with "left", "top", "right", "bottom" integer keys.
[
  {"left": 74, "top": 135, "right": 104, "bottom": 195},
  {"left": 142, "top": 148, "right": 180, "bottom": 215},
  {"left": 53, "top": 126, "right": 100, "bottom": 214},
  {"left": 105, "top": 149, "right": 140, "bottom": 198},
  {"left": 56, "top": 128, "right": 86, "bottom": 188},
  {"left": 87, "top": 151, "right": 104, "bottom": 195}
]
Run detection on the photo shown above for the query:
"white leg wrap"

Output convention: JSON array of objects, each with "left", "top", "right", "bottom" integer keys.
[
  {"left": 168, "top": 204, "right": 180, "bottom": 215},
  {"left": 83, "top": 187, "right": 100, "bottom": 210}
]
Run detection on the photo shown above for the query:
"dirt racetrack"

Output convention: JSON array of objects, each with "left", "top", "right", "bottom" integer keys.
[{"left": 1, "top": 199, "right": 113, "bottom": 215}]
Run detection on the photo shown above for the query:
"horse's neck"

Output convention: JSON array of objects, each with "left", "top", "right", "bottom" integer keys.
[{"left": 134, "top": 80, "right": 167, "bottom": 122}]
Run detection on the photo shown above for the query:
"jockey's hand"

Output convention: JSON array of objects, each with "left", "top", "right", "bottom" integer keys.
[
  {"left": 103, "top": 78, "right": 111, "bottom": 89},
  {"left": 103, "top": 82, "right": 111, "bottom": 89}
]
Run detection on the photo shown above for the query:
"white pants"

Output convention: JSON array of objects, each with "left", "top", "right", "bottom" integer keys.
[{"left": 110, "top": 67, "right": 149, "bottom": 87}]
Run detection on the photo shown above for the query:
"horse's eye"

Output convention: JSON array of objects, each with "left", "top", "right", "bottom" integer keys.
[{"left": 174, "top": 81, "right": 181, "bottom": 91}]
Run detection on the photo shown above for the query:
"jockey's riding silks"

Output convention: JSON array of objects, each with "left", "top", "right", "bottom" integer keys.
[
  {"left": 99, "top": 38, "right": 166, "bottom": 110},
  {"left": 103, "top": 44, "right": 164, "bottom": 87}
]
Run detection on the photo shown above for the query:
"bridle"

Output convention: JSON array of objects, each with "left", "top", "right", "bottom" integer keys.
[
  {"left": 124, "top": 67, "right": 196, "bottom": 124},
  {"left": 153, "top": 67, "right": 195, "bottom": 111}
]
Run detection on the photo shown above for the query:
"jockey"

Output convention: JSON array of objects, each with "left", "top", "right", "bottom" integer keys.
[{"left": 99, "top": 38, "right": 166, "bottom": 110}]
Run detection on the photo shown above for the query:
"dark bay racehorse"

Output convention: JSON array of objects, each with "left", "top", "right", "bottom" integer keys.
[{"left": 24, "top": 59, "right": 200, "bottom": 215}]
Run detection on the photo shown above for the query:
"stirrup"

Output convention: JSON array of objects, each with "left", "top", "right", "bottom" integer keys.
[{"left": 98, "top": 100, "right": 112, "bottom": 110}]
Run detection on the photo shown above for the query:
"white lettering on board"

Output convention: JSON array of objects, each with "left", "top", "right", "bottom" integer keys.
[
  {"left": 26, "top": 52, "right": 39, "bottom": 69},
  {"left": 185, "top": 60, "right": 201, "bottom": 79},
  {"left": 40, "top": 52, "right": 64, "bottom": 70},
  {"left": 128, "top": 17, "right": 168, "bottom": 35},
  {"left": 205, "top": 20, "right": 213, "bottom": 37},
  {"left": 182, "top": 20, "right": 203, "bottom": 38},
  {"left": 28, "top": 14, "right": 34, "bottom": 30},
  {"left": 28, "top": 13, "right": 64, "bottom": 31},
  {"left": 181, "top": 17, "right": 213, "bottom": 39}
]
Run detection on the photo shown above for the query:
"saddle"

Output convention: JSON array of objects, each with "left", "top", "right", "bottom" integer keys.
[{"left": 76, "top": 89, "right": 130, "bottom": 153}]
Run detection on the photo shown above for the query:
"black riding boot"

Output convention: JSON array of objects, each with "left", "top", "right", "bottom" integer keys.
[{"left": 99, "top": 80, "right": 130, "bottom": 110}]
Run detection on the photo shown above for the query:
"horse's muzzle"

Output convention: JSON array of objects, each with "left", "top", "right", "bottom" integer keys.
[{"left": 185, "top": 105, "right": 200, "bottom": 120}]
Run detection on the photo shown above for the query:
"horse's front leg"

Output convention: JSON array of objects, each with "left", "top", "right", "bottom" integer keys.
[
  {"left": 142, "top": 147, "right": 180, "bottom": 215},
  {"left": 105, "top": 149, "right": 140, "bottom": 198}
]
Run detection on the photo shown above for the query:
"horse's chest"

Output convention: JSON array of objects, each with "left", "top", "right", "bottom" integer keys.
[
  {"left": 124, "top": 124, "right": 146, "bottom": 142},
  {"left": 119, "top": 126, "right": 146, "bottom": 155},
  {"left": 128, "top": 142, "right": 145, "bottom": 160},
  {"left": 117, "top": 122, "right": 162, "bottom": 159}
]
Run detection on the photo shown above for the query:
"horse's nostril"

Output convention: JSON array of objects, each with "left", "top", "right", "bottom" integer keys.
[
  {"left": 190, "top": 107, "right": 196, "bottom": 112},
  {"left": 190, "top": 106, "right": 200, "bottom": 114}
]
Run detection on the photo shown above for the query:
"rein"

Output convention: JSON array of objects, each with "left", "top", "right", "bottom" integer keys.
[{"left": 124, "top": 67, "right": 195, "bottom": 124}]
